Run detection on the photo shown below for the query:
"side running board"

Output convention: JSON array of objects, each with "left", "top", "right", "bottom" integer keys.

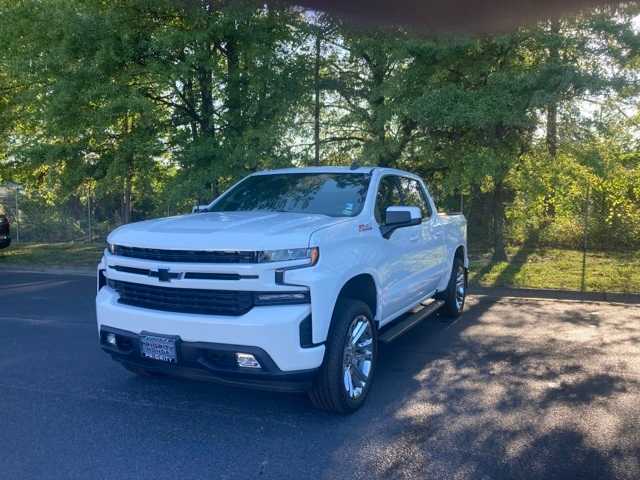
[{"left": 378, "top": 300, "right": 445, "bottom": 344}]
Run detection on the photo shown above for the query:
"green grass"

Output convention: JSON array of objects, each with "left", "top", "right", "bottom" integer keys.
[
  {"left": 1, "top": 242, "right": 638, "bottom": 293},
  {"left": 469, "top": 247, "right": 640, "bottom": 293},
  {"left": 0, "top": 242, "right": 104, "bottom": 268}
]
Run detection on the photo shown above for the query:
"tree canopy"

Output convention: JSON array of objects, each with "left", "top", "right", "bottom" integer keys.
[{"left": 0, "top": 0, "right": 639, "bottom": 255}]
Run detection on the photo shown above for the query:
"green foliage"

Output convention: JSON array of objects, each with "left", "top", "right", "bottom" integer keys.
[
  {"left": 470, "top": 247, "right": 640, "bottom": 293},
  {"left": 0, "top": 0, "right": 639, "bottom": 252},
  {"left": 0, "top": 241, "right": 104, "bottom": 267}
]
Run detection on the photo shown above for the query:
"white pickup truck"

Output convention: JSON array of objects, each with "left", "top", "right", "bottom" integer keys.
[{"left": 97, "top": 166, "right": 468, "bottom": 413}]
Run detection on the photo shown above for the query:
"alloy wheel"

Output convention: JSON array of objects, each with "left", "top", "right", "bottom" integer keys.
[
  {"left": 342, "top": 315, "right": 374, "bottom": 400},
  {"left": 455, "top": 265, "right": 466, "bottom": 311}
]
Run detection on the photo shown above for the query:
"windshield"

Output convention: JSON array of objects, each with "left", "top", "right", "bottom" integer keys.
[{"left": 210, "top": 173, "right": 371, "bottom": 217}]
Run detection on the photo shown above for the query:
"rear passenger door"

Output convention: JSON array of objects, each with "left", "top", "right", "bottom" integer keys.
[{"left": 397, "top": 177, "right": 447, "bottom": 295}]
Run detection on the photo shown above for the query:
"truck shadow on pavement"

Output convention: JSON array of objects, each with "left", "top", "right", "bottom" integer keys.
[
  {"left": 343, "top": 295, "right": 640, "bottom": 480},
  {"left": 115, "top": 293, "right": 640, "bottom": 480},
  {"left": 3, "top": 273, "right": 638, "bottom": 480}
]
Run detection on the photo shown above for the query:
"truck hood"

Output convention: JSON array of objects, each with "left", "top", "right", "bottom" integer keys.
[{"left": 108, "top": 211, "right": 345, "bottom": 251}]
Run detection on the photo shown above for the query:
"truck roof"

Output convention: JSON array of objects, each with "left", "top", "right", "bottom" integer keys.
[{"left": 252, "top": 166, "right": 416, "bottom": 176}]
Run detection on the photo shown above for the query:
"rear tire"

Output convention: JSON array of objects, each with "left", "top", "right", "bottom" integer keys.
[
  {"left": 437, "top": 257, "right": 467, "bottom": 318},
  {"left": 309, "top": 299, "right": 377, "bottom": 414}
]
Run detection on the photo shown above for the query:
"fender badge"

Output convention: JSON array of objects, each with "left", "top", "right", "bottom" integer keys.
[{"left": 358, "top": 223, "right": 373, "bottom": 232}]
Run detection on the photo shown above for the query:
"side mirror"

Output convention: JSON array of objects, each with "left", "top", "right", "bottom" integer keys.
[
  {"left": 381, "top": 206, "right": 422, "bottom": 239},
  {"left": 192, "top": 204, "right": 209, "bottom": 214}
]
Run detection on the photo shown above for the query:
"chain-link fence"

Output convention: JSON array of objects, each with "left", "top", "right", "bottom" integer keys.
[
  {"left": 0, "top": 180, "right": 193, "bottom": 245},
  {"left": 0, "top": 184, "right": 111, "bottom": 244},
  {"left": 1, "top": 181, "right": 638, "bottom": 293},
  {"left": 437, "top": 185, "right": 637, "bottom": 294}
]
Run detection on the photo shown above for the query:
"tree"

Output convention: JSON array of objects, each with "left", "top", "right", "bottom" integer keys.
[{"left": 1, "top": 0, "right": 639, "bottom": 254}]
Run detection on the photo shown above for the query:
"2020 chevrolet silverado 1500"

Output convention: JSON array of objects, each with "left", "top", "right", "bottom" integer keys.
[{"left": 97, "top": 166, "right": 467, "bottom": 413}]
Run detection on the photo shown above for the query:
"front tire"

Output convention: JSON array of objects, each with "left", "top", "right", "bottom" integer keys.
[{"left": 309, "top": 299, "right": 377, "bottom": 414}]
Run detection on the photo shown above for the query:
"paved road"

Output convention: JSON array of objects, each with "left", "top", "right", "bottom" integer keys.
[{"left": 1, "top": 272, "right": 639, "bottom": 480}]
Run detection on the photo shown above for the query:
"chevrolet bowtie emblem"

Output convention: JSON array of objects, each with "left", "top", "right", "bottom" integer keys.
[
  {"left": 149, "top": 268, "right": 179, "bottom": 282},
  {"left": 157, "top": 268, "right": 171, "bottom": 282}
]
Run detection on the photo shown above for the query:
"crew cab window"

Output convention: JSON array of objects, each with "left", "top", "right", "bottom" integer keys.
[
  {"left": 375, "top": 175, "right": 432, "bottom": 224},
  {"left": 399, "top": 177, "right": 432, "bottom": 219},
  {"left": 209, "top": 173, "right": 371, "bottom": 218},
  {"left": 374, "top": 175, "right": 404, "bottom": 224}
]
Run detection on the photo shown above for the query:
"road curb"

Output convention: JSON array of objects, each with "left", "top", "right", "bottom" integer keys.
[
  {"left": 2, "top": 267, "right": 638, "bottom": 304},
  {"left": 0, "top": 266, "right": 96, "bottom": 277},
  {"left": 469, "top": 286, "right": 640, "bottom": 304}
]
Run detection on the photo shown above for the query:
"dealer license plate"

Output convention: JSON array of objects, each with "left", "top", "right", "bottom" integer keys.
[{"left": 140, "top": 334, "right": 177, "bottom": 363}]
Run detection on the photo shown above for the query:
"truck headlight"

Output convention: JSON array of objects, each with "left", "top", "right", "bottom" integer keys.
[
  {"left": 106, "top": 242, "right": 116, "bottom": 255},
  {"left": 259, "top": 247, "right": 319, "bottom": 265}
]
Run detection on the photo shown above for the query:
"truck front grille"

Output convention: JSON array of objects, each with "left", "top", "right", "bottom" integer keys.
[
  {"left": 108, "top": 279, "right": 254, "bottom": 316},
  {"left": 112, "top": 245, "right": 259, "bottom": 263}
]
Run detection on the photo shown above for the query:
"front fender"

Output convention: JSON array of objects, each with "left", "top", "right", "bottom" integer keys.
[
  {"left": 286, "top": 265, "right": 382, "bottom": 344},
  {"left": 286, "top": 218, "right": 382, "bottom": 344}
]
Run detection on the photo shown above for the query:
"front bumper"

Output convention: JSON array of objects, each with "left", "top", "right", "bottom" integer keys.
[
  {"left": 100, "top": 326, "right": 318, "bottom": 392},
  {"left": 96, "top": 286, "right": 325, "bottom": 373}
]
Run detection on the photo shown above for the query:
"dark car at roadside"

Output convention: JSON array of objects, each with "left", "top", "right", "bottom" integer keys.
[{"left": 0, "top": 215, "right": 10, "bottom": 249}]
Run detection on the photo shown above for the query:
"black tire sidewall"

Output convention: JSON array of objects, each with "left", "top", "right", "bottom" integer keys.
[
  {"left": 326, "top": 299, "right": 377, "bottom": 412},
  {"left": 444, "top": 258, "right": 466, "bottom": 317}
]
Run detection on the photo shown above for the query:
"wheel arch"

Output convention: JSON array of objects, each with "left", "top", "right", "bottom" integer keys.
[
  {"left": 334, "top": 273, "right": 378, "bottom": 321},
  {"left": 437, "top": 243, "right": 468, "bottom": 293},
  {"left": 454, "top": 244, "right": 467, "bottom": 267}
]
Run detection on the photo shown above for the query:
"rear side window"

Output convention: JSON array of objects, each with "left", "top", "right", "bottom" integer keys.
[{"left": 399, "top": 177, "right": 432, "bottom": 219}]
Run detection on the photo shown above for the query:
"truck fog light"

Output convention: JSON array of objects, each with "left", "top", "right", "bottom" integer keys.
[
  {"left": 254, "top": 291, "right": 310, "bottom": 305},
  {"left": 236, "top": 353, "right": 261, "bottom": 369},
  {"left": 106, "top": 333, "right": 117, "bottom": 346}
]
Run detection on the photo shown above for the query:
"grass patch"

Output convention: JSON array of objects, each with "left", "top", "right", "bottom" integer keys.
[
  {"left": 469, "top": 247, "right": 640, "bottom": 293},
  {"left": 1, "top": 242, "right": 637, "bottom": 293},
  {"left": 0, "top": 242, "right": 104, "bottom": 268}
]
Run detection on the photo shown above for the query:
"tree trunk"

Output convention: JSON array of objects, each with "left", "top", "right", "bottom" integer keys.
[
  {"left": 544, "top": 98, "right": 558, "bottom": 221},
  {"left": 313, "top": 30, "right": 321, "bottom": 166},
  {"left": 122, "top": 156, "right": 133, "bottom": 225},
  {"left": 183, "top": 76, "right": 199, "bottom": 141},
  {"left": 546, "top": 20, "right": 560, "bottom": 158},
  {"left": 121, "top": 115, "right": 134, "bottom": 225},
  {"left": 543, "top": 104, "right": 557, "bottom": 223},
  {"left": 546, "top": 100, "right": 558, "bottom": 158},
  {"left": 544, "top": 24, "right": 560, "bottom": 219},
  {"left": 196, "top": 44, "right": 215, "bottom": 138},
  {"left": 492, "top": 181, "right": 508, "bottom": 262},
  {"left": 370, "top": 58, "right": 387, "bottom": 166},
  {"left": 225, "top": 36, "right": 242, "bottom": 137}
]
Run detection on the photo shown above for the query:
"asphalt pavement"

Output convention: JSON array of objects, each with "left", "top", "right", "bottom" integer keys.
[{"left": 1, "top": 271, "right": 639, "bottom": 480}]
